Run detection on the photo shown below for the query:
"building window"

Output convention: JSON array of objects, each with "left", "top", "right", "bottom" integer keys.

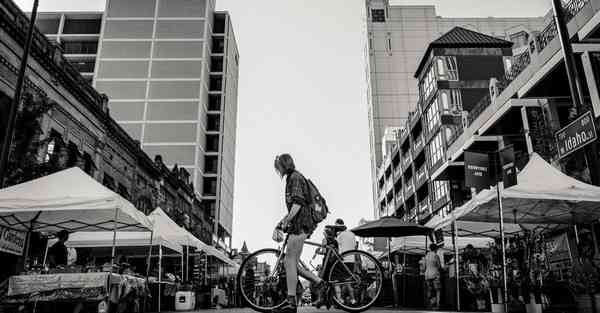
[
  {"left": 212, "top": 37, "right": 225, "bottom": 54},
  {"left": 436, "top": 56, "right": 458, "bottom": 81},
  {"left": 371, "top": 9, "right": 385, "bottom": 22},
  {"left": 425, "top": 99, "right": 440, "bottom": 133},
  {"left": 203, "top": 177, "right": 217, "bottom": 196},
  {"left": 438, "top": 89, "right": 462, "bottom": 114},
  {"left": 419, "top": 65, "right": 436, "bottom": 100},
  {"left": 206, "top": 134, "right": 220, "bottom": 152},
  {"left": 209, "top": 75, "right": 223, "bottom": 91},
  {"left": 207, "top": 114, "right": 221, "bottom": 131},
  {"left": 433, "top": 181, "right": 448, "bottom": 202},
  {"left": 205, "top": 155, "right": 219, "bottom": 174},
  {"left": 208, "top": 94, "right": 221, "bottom": 111},
  {"left": 504, "top": 57, "right": 513, "bottom": 75},
  {"left": 428, "top": 131, "right": 444, "bottom": 167},
  {"left": 210, "top": 56, "right": 224, "bottom": 72},
  {"left": 62, "top": 41, "right": 98, "bottom": 54},
  {"left": 213, "top": 13, "right": 226, "bottom": 34}
]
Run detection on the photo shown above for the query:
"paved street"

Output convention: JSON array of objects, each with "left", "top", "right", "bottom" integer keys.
[{"left": 164, "top": 307, "right": 466, "bottom": 313}]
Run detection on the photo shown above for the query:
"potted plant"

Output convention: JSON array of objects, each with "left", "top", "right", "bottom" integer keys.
[
  {"left": 570, "top": 258, "right": 600, "bottom": 313},
  {"left": 464, "top": 273, "right": 490, "bottom": 311}
]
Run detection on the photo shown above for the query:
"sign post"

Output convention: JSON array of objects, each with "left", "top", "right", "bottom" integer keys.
[
  {"left": 465, "top": 146, "right": 516, "bottom": 312},
  {"left": 555, "top": 111, "right": 597, "bottom": 160}
]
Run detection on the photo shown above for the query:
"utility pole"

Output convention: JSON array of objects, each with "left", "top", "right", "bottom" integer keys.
[
  {"left": 0, "top": 0, "right": 40, "bottom": 187},
  {"left": 552, "top": 0, "right": 600, "bottom": 186}
]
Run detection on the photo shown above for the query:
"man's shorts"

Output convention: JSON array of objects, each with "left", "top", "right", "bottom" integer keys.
[{"left": 426, "top": 277, "right": 441, "bottom": 290}]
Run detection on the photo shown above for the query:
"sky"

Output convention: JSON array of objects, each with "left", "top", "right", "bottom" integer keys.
[{"left": 14, "top": 0, "right": 549, "bottom": 257}]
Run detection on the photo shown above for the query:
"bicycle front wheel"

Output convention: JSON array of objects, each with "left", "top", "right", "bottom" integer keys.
[
  {"left": 328, "top": 249, "right": 384, "bottom": 313},
  {"left": 237, "top": 248, "right": 287, "bottom": 312}
]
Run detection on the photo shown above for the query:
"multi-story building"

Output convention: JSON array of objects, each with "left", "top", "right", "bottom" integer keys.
[
  {"left": 0, "top": 0, "right": 229, "bottom": 276},
  {"left": 431, "top": 0, "right": 600, "bottom": 211},
  {"left": 375, "top": 26, "right": 516, "bottom": 223},
  {"left": 35, "top": 0, "right": 239, "bottom": 250},
  {"left": 376, "top": 0, "right": 600, "bottom": 225},
  {"left": 33, "top": 12, "right": 102, "bottom": 85},
  {"left": 365, "top": 0, "right": 547, "bottom": 212}
]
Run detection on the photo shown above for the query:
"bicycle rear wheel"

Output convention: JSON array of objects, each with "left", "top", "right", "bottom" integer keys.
[
  {"left": 237, "top": 248, "right": 287, "bottom": 312},
  {"left": 328, "top": 250, "right": 384, "bottom": 313}
]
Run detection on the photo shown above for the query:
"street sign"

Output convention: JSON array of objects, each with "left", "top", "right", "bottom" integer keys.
[
  {"left": 465, "top": 151, "right": 491, "bottom": 188},
  {"left": 499, "top": 146, "right": 517, "bottom": 188},
  {"left": 555, "top": 111, "right": 597, "bottom": 159}
]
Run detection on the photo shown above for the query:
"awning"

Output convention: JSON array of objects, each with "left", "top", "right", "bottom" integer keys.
[
  {"left": 461, "top": 153, "right": 600, "bottom": 224},
  {"left": 390, "top": 235, "right": 493, "bottom": 254},
  {"left": 426, "top": 153, "right": 600, "bottom": 232},
  {"left": 50, "top": 231, "right": 183, "bottom": 254},
  {"left": 149, "top": 208, "right": 237, "bottom": 268},
  {"left": 0, "top": 167, "right": 152, "bottom": 232}
]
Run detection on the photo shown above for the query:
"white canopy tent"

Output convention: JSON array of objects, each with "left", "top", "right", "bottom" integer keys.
[
  {"left": 52, "top": 231, "right": 182, "bottom": 254},
  {"left": 149, "top": 208, "right": 238, "bottom": 269},
  {"left": 0, "top": 167, "right": 152, "bottom": 232},
  {"left": 390, "top": 235, "right": 493, "bottom": 254},
  {"left": 455, "top": 153, "right": 600, "bottom": 224},
  {"left": 424, "top": 153, "right": 600, "bottom": 310}
]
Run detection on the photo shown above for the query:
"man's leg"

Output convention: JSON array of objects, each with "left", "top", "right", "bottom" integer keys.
[{"left": 285, "top": 234, "right": 307, "bottom": 299}]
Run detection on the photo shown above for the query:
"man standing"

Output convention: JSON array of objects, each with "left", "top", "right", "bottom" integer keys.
[
  {"left": 334, "top": 219, "right": 357, "bottom": 305},
  {"left": 425, "top": 243, "right": 442, "bottom": 309},
  {"left": 48, "top": 230, "right": 69, "bottom": 268}
]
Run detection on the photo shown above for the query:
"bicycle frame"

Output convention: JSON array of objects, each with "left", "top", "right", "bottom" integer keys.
[{"left": 270, "top": 236, "right": 360, "bottom": 287}]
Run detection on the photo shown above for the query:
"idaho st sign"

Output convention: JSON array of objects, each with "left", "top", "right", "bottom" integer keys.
[{"left": 555, "top": 111, "right": 597, "bottom": 160}]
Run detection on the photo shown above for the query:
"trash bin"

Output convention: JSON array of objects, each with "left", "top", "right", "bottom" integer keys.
[{"left": 175, "top": 291, "right": 196, "bottom": 311}]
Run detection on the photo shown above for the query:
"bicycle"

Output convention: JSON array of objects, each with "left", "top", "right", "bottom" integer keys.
[{"left": 237, "top": 235, "right": 384, "bottom": 313}]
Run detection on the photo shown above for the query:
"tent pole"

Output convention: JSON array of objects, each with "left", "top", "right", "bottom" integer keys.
[
  {"left": 186, "top": 245, "right": 189, "bottom": 282},
  {"left": 389, "top": 237, "right": 398, "bottom": 308},
  {"left": 159, "top": 244, "right": 162, "bottom": 312},
  {"left": 452, "top": 219, "right": 460, "bottom": 311},
  {"left": 42, "top": 238, "right": 49, "bottom": 267},
  {"left": 574, "top": 224, "right": 580, "bottom": 245},
  {"left": 22, "top": 212, "right": 40, "bottom": 270},
  {"left": 181, "top": 252, "right": 184, "bottom": 281},
  {"left": 143, "top": 231, "right": 154, "bottom": 313},
  {"left": 402, "top": 244, "right": 407, "bottom": 307},
  {"left": 498, "top": 182, "right": 509, "bottom": 313},
  {"left": 110, "top": 207, "right": 119, "bottom": 269}
]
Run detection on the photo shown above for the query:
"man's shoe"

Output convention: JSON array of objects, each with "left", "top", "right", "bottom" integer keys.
[
  {"left": 311, "top": 280, "right": 330, "bottom": 307},
  {"left": 272, "top": 301, "right": 297, "bottom": 313}
]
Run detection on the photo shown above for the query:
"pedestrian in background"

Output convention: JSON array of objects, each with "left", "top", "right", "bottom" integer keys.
[{"left": 425, "top": 243, "right": 442, "bottom": 309}]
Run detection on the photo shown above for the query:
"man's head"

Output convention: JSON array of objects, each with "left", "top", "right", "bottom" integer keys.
[
  {"left": 57, "top": 230, "right": 69, "bottom": 242},
  {"left": 430, "top": 243, "right": 438, "bottom": 252},
  {"left": 334, "top": 218, "right": 347, "bottom": 231},
  {"left": 274, "top": 153, "right": 295, "bottom": 178}
]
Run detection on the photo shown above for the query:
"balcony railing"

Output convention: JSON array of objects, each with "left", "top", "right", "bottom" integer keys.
[
  {"left": 537, "top": 22, "right": 558, "bottom": 52},
  {"left": 564, "top": 0, "right": 590, "bottom": 20},
  {"left": 394, "top": 166, "right": 403, "bottom": 180}
]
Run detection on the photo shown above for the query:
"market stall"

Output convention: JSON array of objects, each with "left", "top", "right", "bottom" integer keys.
[
  {"left": 0, "top": 167, "right": 154, "bottom": 312},
  {"left": 426, "top": 153, "right": 600, "bottom": 312}
]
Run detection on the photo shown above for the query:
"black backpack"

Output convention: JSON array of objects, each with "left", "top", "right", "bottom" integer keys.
[{"left": 304, "top": 177, "right": 329, "bottom": 224}]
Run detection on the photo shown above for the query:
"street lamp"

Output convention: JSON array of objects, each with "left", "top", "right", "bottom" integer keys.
[{"left": 0, "top": 0, "right": 40, "bottom": 187}]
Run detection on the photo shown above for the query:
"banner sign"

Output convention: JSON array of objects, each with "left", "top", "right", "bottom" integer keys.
[
  {"left": 0, "top": 225, "right": 26, "bottom": 256},
  {"left": 465, "top": 151, "right": 491, "bottom": 188},
  {"left": 555, "top": 111, "right": 597, "bottom": 159},
  {"left": 499, "top": 145, "right": 517, "bottom": 188}
]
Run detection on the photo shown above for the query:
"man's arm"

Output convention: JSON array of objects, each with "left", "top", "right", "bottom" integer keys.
[{"left": 281, "top": 203, "right": 301, "bottom": 227}]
